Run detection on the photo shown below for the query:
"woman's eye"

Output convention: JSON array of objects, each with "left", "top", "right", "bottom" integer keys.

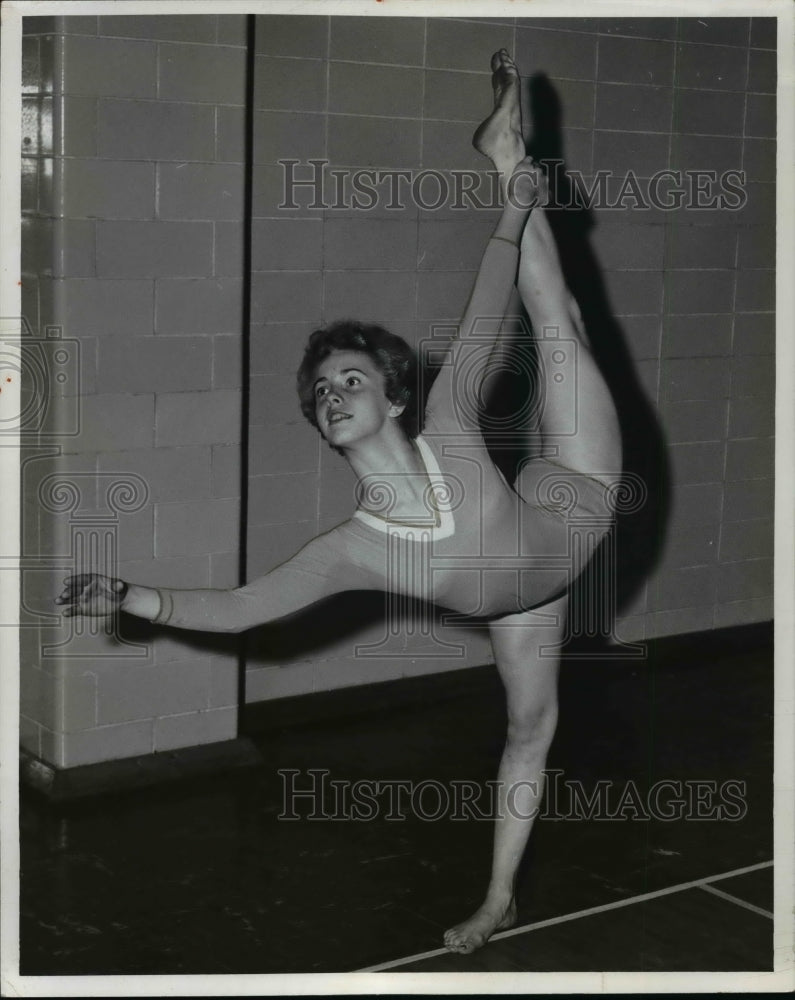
[
  {"left": 315, "top": 386, "right": 327, "bottom": 398},
  {"left": 347, "top": 376, "right": 360, "bottom": 387}
]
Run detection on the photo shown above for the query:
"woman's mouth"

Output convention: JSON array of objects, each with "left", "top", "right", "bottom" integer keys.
[{"left": 327, "top": 411, "right": 352, "bottom": 425}]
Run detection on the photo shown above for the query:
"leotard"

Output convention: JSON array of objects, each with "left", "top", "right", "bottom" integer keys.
[{"left": 150, "top": 239, "right": 613, "bottom": 632}]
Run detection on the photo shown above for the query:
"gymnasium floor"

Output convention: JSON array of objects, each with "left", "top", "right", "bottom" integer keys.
[{"left": 19, "top": 623, "right": 773, "bottom": 975}]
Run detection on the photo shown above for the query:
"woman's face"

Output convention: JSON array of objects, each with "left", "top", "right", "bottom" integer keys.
[{"left": 312, "top": 350, "right": 405, "bottom": 450}]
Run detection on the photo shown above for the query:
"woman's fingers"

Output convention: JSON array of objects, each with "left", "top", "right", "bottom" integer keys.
[
  {"left": 57, "top": 576, "right": 89, "bottom": 602},
  {"left": 55, "top": 573, "right": 125, "bottom": 616},
  {"left": 56, "top": 591, "right": 84, "bottom": 610},
  {"left": 57, "top": 576, "right": 89, "bottom": 595},
  {"left": 56, "top": 574, "right": 95, "bottom": 610},
  {"left": 506, "top": 159, "right": 548, "bottom": 210}
]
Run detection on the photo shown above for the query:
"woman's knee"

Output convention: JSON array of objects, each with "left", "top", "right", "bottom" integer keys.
[{"left": 506, "top": 699, "right": 558, "bottom": 749}]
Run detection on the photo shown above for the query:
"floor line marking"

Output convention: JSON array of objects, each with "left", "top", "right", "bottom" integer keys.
[
  {"left": 355, "top": 859, "right": 774, "bottom": 973},
  {"left": 698, "top": 882, "right": 774, "bottom": 920}
]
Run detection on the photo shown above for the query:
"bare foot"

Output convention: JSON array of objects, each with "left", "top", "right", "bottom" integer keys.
[
  {"left": 443, "top": 895, "right": 518, "bottom": 954},
  {"left": 473, "top": 49, "right": 526, "bottom": 190}
]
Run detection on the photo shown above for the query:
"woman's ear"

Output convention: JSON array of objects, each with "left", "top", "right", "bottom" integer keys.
[{"left": 388, "top": 401, "right": 406, "bottom": 418}]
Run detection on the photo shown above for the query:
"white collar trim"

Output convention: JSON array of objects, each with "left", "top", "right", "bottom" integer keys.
[{"left": 353, "top": 435, "right": 456, "bottom": 540}]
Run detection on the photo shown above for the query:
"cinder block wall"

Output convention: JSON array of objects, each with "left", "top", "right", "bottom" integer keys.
[
  {"left": 244, "top": 14, "right": 775, "bottom": 702},
  {"left": 20, "top": 14, "right": 775, "bottom": 763},
  {"left": 20, "top": 14, "right": 249, "bottom": 766}
]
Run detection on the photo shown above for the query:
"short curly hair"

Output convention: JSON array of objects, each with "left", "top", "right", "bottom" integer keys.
[{"left": 296, "top": 320, "right": 422, "bottom": 440}]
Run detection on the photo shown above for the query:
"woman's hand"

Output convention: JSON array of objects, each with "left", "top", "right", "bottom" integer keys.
[
  {"left": 505, "top": 156, "right": 548, "bottom": 210},
  {"left": 55, "top": 573, "right": 128, "bottom": 617}
]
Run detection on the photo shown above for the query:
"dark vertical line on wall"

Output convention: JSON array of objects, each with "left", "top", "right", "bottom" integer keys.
[
  {"left": 317, "top": 16, "right": 331, "bottom": 529},
  {"left": 237, "top": 13, "right": 257, "bottom": 720},
  {"left": 718, "top": 20, "right": 754, "bottom": 576},
  {"left": 660, "top": 20, "right": 681, "bottom": 387}
]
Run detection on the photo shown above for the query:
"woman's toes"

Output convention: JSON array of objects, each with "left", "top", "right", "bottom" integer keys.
[{"left": 445, "top": 926, "right": 476, "bottom": 953}]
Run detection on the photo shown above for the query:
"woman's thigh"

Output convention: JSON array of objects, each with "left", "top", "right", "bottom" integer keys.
[
  {"left": 512, "top": 457, "right": 614, "bottom": 606},
  {"left": 489, "top": 594, "right": 569, "bottom": 726},
  {"left": 515, "top": 456, "right": 612, "bottom": 520}
]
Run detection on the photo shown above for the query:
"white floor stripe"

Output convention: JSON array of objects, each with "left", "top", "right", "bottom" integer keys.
[
  {"left": 699, "top": 882, "right": 774, "bottom": 919},
  {"left": 355, "top": 859, "right": 773, "bottom": 973}
]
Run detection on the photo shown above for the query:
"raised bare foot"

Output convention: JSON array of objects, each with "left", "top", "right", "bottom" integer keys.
[
  {"left": 443, "top": 895, "right": 518, "bottom": 955},
  {"left": 473, "top": 49, "right": 526, "bottom": 188}
]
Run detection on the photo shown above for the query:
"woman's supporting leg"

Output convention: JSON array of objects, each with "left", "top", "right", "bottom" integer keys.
[
  {"left": 443, "top": 595, "right": 568, "bottom": 954},
  {"left": 442, "top": 49, "right": 623, "bottom": 957},
  {"left": 445, "top": 197, "right": 622, "bottom": 954}
]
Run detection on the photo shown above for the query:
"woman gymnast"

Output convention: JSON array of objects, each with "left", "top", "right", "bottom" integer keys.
[{"left": 57, "top": 50, "right": 622, "bottom": 955}]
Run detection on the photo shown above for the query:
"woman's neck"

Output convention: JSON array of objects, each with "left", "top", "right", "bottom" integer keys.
[{"left": 344, "top": 430, "right": 432, "bottom": 520}]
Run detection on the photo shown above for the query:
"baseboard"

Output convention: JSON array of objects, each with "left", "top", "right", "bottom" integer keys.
[
  {"left": 20, "top": 620, "right": 772, "bottom": 803},
  {"left": 243, "top": 620, "right": 774, "bottom": 735},
  {"left": 642, "top": 619, "right": 773, "bottom": 662},
  {"left": 20, "top": 737, "right": 264, "bottom": 804},
  {"left": 243, "top": 661, "right": 500, "bottom": 735}
]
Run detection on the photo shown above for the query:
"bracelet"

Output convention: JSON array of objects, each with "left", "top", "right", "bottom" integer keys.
[
  {"left": 152, "top": 590, "right": 174, "bottom": 626},
  {"left": 490, "top": 235, "right": 519, "bottom": 248}
]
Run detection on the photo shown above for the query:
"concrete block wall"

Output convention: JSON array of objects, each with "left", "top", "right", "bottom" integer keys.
[
  {"left": 20, "top": 14, "right": 775, "bottom": 761},
  {"left": 20, "top": 14, "right": 249, "bottom": 766},
  {"left": 245, "top": 14, "right": 775, "bottom": 701}
]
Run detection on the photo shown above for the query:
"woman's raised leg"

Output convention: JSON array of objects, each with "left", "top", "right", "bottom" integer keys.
[
  {"left": 515, "top": 208, "right": 622, "bottom": 493},
  {"left": 474, "top": 51, "right": 622, "bottom": 493}
]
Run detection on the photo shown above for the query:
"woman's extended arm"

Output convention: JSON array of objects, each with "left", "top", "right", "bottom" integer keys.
[
  {"left": 459, "top": 193, "right": 530, "bottom": 342},
  {"left": 56, "top": 523, "right": 378, "bottom": 634},
  {"left": 424, "top": 159, "right": 539, "bottom": 430}
]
